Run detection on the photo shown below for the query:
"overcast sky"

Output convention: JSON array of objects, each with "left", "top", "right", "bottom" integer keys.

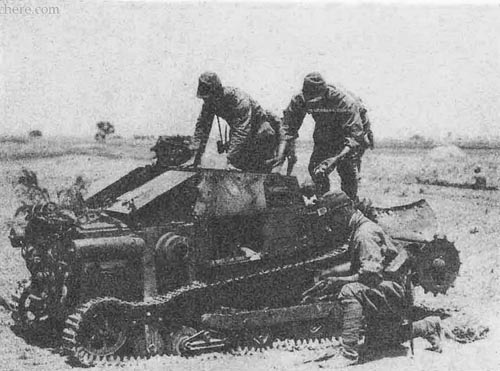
[{"left": 1, "top": 1, "right": 499, "bottom": 140}]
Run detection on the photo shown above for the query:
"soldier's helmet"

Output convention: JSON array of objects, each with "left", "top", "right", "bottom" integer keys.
[
  {"left": 197, "top": 72, "right": 223, "bottom": 99},
  {"left": 319, "top": 191, "right": 355, "bottom": 224},
  {"left": 313, "top": 191, "right": 354, "bottom": 239},
  {"left": 319, "top": 191, "right": 354, "bottom": 211},
  {"left": 302, "top": 72, "right": 328, "bottom": 103}
]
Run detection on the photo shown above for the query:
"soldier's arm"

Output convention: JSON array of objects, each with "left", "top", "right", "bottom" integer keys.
[
  {"left": 341, "top": 105, "right": 364, "bottom": 156},
  {"left": 313, "top": 231, "right": 385, "bottom": 291},
  {"left": 269, "top": 95, "right": 306, "bottom": 167},
  {"left": 319, "top": 261, "right": 352, "bottom": 278},
  {"left": 190, "top": 102, "right": 215, "bottom": 165},
  {"left": 282, "top": 94, "right": 307, "bottom": 141},
  {"left": 355, "top": 229, "right": 385, "bottom": 287}
]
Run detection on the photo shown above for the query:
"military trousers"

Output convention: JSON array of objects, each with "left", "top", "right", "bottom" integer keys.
[
  {"left": 337, "top": 281, "right": 408, "bottom": 356},
  {"left": 308, "top": 145, "right": 361, "bottom": 199},
  {"left": 229, "top": 120, "right": 278, "bottom": 173}
]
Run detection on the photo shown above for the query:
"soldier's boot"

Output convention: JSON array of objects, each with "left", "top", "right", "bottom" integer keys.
[{"left": 411, "top": 316, "right": 443, "bottom": 353}]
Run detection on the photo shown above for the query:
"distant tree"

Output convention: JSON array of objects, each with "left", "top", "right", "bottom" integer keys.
[
  {"left": 28, "top": 130, "right": 43, "bottom": 138},
  {"left": 95, "top": 121, "right": 115, "bottom": 142}
]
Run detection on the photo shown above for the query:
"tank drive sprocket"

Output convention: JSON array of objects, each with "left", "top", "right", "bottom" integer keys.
[
  {"left": 62, "top": 298, "right": 129, "bottom": 366},
  {"left": 416, "top": 235, "right": 461, "bottom": 295}
]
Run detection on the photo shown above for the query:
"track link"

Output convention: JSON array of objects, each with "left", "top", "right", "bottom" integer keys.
[{"left": 62, "top": 248, "right": 347, "bottom": 366}]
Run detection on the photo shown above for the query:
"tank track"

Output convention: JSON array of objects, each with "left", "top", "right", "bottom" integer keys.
[{"left": 62, "top": 249, "right": 345, "bottom": 366}]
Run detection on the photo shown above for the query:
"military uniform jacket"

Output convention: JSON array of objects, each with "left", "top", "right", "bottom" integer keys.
[
  {"left": 191, "top": 87, "right": 276, "bottom": 164},
  {"left": 348, "top": 210, "right": 405, "bottom": 286},
  {"left": 282, "top": 85, "right": 365, "bottom": 152}
]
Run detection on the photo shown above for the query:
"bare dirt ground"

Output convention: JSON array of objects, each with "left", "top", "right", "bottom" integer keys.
[{"left": 0, "top": 139, "right": 499, "bottom": 371}]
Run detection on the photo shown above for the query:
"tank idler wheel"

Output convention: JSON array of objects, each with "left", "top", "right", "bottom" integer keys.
[{"left": 165, "top": 326, "right": 197, "bottom": 356}]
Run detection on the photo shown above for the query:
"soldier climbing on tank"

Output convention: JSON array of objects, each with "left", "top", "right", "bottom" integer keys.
[
  {"left": 301, "top": 191, "right": 445, "bottom": 367},
  {"left": 268, "top": 72, "right": 369, "bottom": 199},
  {"left": 181, "top": 72, "right": 283, "bottom": 173}
]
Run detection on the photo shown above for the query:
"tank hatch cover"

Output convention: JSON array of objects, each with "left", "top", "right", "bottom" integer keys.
[{"left": 372, "top": 199, "right": 438, "bottom": 243}]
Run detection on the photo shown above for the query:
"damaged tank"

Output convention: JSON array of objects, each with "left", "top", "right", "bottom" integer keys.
[{"left": 8, "top": 136, "right": 460, "bottom": 366}]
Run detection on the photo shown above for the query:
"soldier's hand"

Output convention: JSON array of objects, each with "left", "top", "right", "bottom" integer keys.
[
  {"left": 225, "top": 162, "right": 242, "bottom": 171},
  {"left": 313, "top": 157, "right": 338, "bottom": 176},
  {"left": 256, "top": 121, "right": 276, "bottom": 138},
  {"left": 266, "top": 140, "right": 288, "bottom": 168},
  {"left": 180, "top": 157, "right": 199, "bottom": 169},
  {"left": 265, "top": 155, "right": 285, "bottom": 168},
  {"left": 313, "top": 163, "right": 328, "bottom": 176}
]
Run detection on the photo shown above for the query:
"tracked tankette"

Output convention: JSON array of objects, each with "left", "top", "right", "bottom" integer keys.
[{"left": 8, "top": 136, "right": 460, "bottom": 366}]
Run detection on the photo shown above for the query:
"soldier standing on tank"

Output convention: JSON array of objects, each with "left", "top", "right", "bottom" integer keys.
[
  {"left": 181, "top": 72, "right": 282, "bottom": 173},
  {"left": 268, "top": 72, "right": 367, "bottom": 199},
  {"left": 302, "top": 191, "right": 444, "bottom": 367}
]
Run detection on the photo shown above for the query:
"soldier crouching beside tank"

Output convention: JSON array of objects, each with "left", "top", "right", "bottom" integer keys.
[
  {"left": 302, "top": 191, "right": 444, "bottom": 367},
  {"left": 181, "top": 72, "right": 282, "bottom": 173}
]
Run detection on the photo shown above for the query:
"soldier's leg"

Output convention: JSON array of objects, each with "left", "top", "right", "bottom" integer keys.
[
  {"left": 360, "top": 282, "right": 443, "bottom": 353},
  {"left": 355, "top": 152, "right": 363, "bottom": 172},
  {"left": 285, "top": 141, "right": 297, "bottom": 176},
  {"left": 310, "top": 281, "right": 406, "bottom": 365},
  {"left": 309, "top": 282, "right": 366, "bottom": 365},
  {"left": 336, "top": 159, "right": 359, "bottom": 200},
  {"left": 337, "top": 283, "right": 367, "bottom": 361},
  {"left": 361, "top": 281, "right": 407, "bottom": 349},
  {"left": 308, "top": 146, "right": 331, "bottom": 196},
  {"left": 250, "top": 122, "right": 278, "bottom": 173}
]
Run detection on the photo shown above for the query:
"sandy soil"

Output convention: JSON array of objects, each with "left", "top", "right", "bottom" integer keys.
[{"left": 0, "top": 141, "right": 499, "bottom": 371}]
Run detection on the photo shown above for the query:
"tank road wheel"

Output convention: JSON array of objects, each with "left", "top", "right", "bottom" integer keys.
[
  {"left": 132, "top": 324, "right": 165, "bottom": 359},
  {"left": 165, "top": 326, "right": 197, "bottom": 356},
  {"left": 62, "top": 298, "right": 128, "bottom": 366}
]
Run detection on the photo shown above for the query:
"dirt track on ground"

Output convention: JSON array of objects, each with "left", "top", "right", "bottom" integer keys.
[{"left": 0, "top": 141, "right": 499, "bottom": 371}]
